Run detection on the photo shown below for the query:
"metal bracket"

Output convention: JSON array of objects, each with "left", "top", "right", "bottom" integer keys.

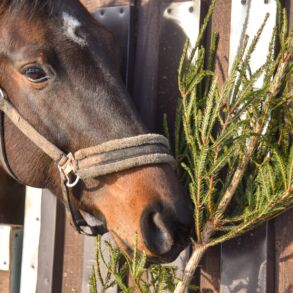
[
  {"left": 93, "top": 6, "right": 135, "bottom": 90},
  {"left": 241, "top": 0, "right": 270, "bottom": 4}
]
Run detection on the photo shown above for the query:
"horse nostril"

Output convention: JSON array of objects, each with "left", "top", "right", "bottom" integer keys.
[
  {"left": 152, "top": 212, "right": 174, "bottom": 254},
  {"left": 141, "top": 207, "right": 175, "bottom": 256}
]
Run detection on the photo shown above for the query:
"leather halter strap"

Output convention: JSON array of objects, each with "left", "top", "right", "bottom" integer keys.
[
  {"left": 0, "top": 88, "right": 176, "bottom": 236},
  {"left": 0, "top": 110, "right": 17, "bottom": 180}
]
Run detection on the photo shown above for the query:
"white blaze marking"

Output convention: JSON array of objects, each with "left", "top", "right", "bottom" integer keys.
[{"left": 62, "top": 12, "right": 87, "bottom": 47}]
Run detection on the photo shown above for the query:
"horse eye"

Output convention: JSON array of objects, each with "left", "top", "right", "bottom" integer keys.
[{"left": 22, "top": 66, "right": 49, "bottom": 83}]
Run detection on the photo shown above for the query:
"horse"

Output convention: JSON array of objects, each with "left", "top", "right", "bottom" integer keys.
[{"left": 0, "top": 0, "right": 192, "bottom": 263}]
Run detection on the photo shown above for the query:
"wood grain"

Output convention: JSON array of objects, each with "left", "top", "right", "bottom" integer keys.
[
  {"left": 0, "top": 167, "right": 25, "bottom": 225},
  {"left": 275, "top": 210, "right": 293, "bottom": 293},
  {"left": 61, "top": 219, "right": 84, "bottom": 293},
  {"left": 274, "top": 3, "right": 293, "bottom": 293},
  {"left": 199, "top": 0, "right": 231, "bottom": 291},
  {"left": 200, "top": 247, "right": 220, "bottom": 293},
  {"left": 209, "top": 0, "right": 231, "bottom": 88},
  {"left": 132, "top": 0, "right": 163, "bottom": 130},
  {"left": 0, "top": 271, "right": 9, "bottom": 293}
]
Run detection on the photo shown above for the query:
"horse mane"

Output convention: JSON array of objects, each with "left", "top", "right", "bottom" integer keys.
[{"left": 0, "top": 0, "right": 60, "bottom": 17}]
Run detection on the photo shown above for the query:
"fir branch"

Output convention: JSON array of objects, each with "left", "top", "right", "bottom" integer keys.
[{"left": 213, "top": 34, "right": 292, "bottom": 224}]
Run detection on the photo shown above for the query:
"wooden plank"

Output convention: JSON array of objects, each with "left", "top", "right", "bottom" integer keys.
[
  {"left": 275, "top": 209, "right": 293, "bottom": 293},
  {"left": 0, "top": 168, "right": 25, "bottom": 225},
  {"left": 199, "top": 0, "right": 231, "bottom": 291},
  {"left": 200, "top": 247, "right": 220, "bottom": 293},
  {"left": 19, "top": 187, "right": 42, "bottom": 293},
  {"left": 36, "top": 190, "right": 60, "bottom": 293},
  {"left": 0, "top": 225, "right": 23, "bottom": 293},
  {"left": 132, "top": 0, "right": 163, "bottom": 130},
  {"left": 0, "top": 271, "right": 9, "bottom": 293},
  {"left": 209, "top": 0, "right": 231, "bottom": 88},
  {"left": 61, "top": 219, "right": 84, "bottom": 293},
  {"left": 274, "top": 3, "right": 293, "bottom": 292},
  {"left": 9, "top": 227, "right": 23, "bottom": 293}
]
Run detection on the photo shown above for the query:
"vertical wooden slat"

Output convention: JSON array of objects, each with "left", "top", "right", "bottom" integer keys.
[
  {"left": 0, "top": 226, "right": 23, "bottom": 293},
  {"left": 132, "top": 0, "right": 163, "bottom": 131},
  {"left": 208, "top": 0, "right": 231, "bottom": 88},
  {"left": 275, "top": 210, "right": 293, "bottom": 293},
  {"left": 19, "top": 187, "right": 42, "bottom": 293},
  {"left": 200, "top": 247, "right": 220, "bottom": 293},
  {"left": 61, "top": 220, "right": 84, "bottom": 293},
  {"left": 199, "top": 0, "right": 231, "bottom": 291},
  {"left": 274, "top": 3, "right": 293, "bottom": 292},
  {"left": 0, "top": 226, "right": 11, "bottom": 293},
  {"left": 37, "top": 190, "right": 60, "bottom": 293},
  {"left": 0, "top": 271, "right": 9, "bottom": 293},
  {"left": 9, "top": 227, "right": 23, "bottom": 293}
]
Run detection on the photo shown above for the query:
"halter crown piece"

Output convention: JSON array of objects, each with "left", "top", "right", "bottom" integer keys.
[{"left": 0, "top": 88, "right": 177, "bottom": 236}]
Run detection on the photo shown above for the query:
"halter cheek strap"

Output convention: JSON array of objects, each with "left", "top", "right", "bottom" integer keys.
[
  {"left": 0, "top": 106, "right": 18, "bottom": 180},
  {"left": 0, "top": 88, "right": 177, "bottom": 236}
]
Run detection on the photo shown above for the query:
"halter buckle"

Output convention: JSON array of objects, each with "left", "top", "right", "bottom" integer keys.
[{"left": 58, "top": 153, "right": 80, "bottom": 188}]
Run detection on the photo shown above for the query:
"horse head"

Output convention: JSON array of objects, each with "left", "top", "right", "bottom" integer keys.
[{"left": 0, "top": 0, "right": 192, "bottom": 263}]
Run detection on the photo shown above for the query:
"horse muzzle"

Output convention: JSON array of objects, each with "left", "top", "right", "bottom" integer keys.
[{"left": 140, "top": 200, "right": 192, "bottom": 263}]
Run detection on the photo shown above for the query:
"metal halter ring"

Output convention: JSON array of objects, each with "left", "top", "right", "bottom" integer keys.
[
  {"left": 58, "top": 165, "right": 80, "bottom": 188},
  {"left": 66, "top": 174, "right": 80, "bottom": 188}
]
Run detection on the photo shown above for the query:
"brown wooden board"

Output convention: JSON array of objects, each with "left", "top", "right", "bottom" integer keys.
[
  {"left": 61, "top": 221, "right": 85, "bottom": 293},
  {"left": 199, "top": 0, "right": 231, "bottom": 291},
  {"left": 275, "top": 209, "right": 293, "bottom": 293},
  {"left": 132, "top": 0, "right": 163, "bottom": 131},
  {"left": 0, "top": 271, "right": 9, "bottom": 293},
  {"left": 0, "top": 168, "right": 25, "bottom": 225},
  {"left": 274, "top": 4, "right": 293, "bottom": 293}
]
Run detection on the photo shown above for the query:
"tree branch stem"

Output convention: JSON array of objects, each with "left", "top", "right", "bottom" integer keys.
[{"left": 174, "top": 244, "right": 208, "bottom": 293}]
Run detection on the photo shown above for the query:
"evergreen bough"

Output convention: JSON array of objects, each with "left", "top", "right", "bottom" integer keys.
[
  {"left": 91, "top": 1, "right": 292, "bottom": 292},
  {"left": 173, "top": 1, "right": 292, "bottom": 291}
]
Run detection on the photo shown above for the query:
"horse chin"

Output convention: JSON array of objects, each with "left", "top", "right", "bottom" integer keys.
[{"left": 111, "top": 229, "right": 190, "bottom": 264}]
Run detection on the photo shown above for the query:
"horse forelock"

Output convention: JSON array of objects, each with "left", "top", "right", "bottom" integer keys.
[{"left": 0, "top": 0, "right": 61, "bottom": 17}]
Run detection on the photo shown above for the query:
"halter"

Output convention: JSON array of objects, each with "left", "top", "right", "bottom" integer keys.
[{"left": 0, "top": 88, "right": 176, "bottom": 236}]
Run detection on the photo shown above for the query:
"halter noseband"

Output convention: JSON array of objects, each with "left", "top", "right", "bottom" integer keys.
[{"left": 0, "top": 88, "right": 176, "bottom": 236}]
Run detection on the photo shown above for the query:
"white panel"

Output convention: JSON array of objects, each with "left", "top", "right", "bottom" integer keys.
[
  {"left": 0, "top": 225, "right": 11, "bottom": 271},
  {"left": 163, "top": 0, "right": 201, "bottom": 57},
  {"left": 20, "top": 187, "right": 42, "bottom": 293},
  {"left": 229, "top": 0, "right": 277, "bottom": 86}
]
